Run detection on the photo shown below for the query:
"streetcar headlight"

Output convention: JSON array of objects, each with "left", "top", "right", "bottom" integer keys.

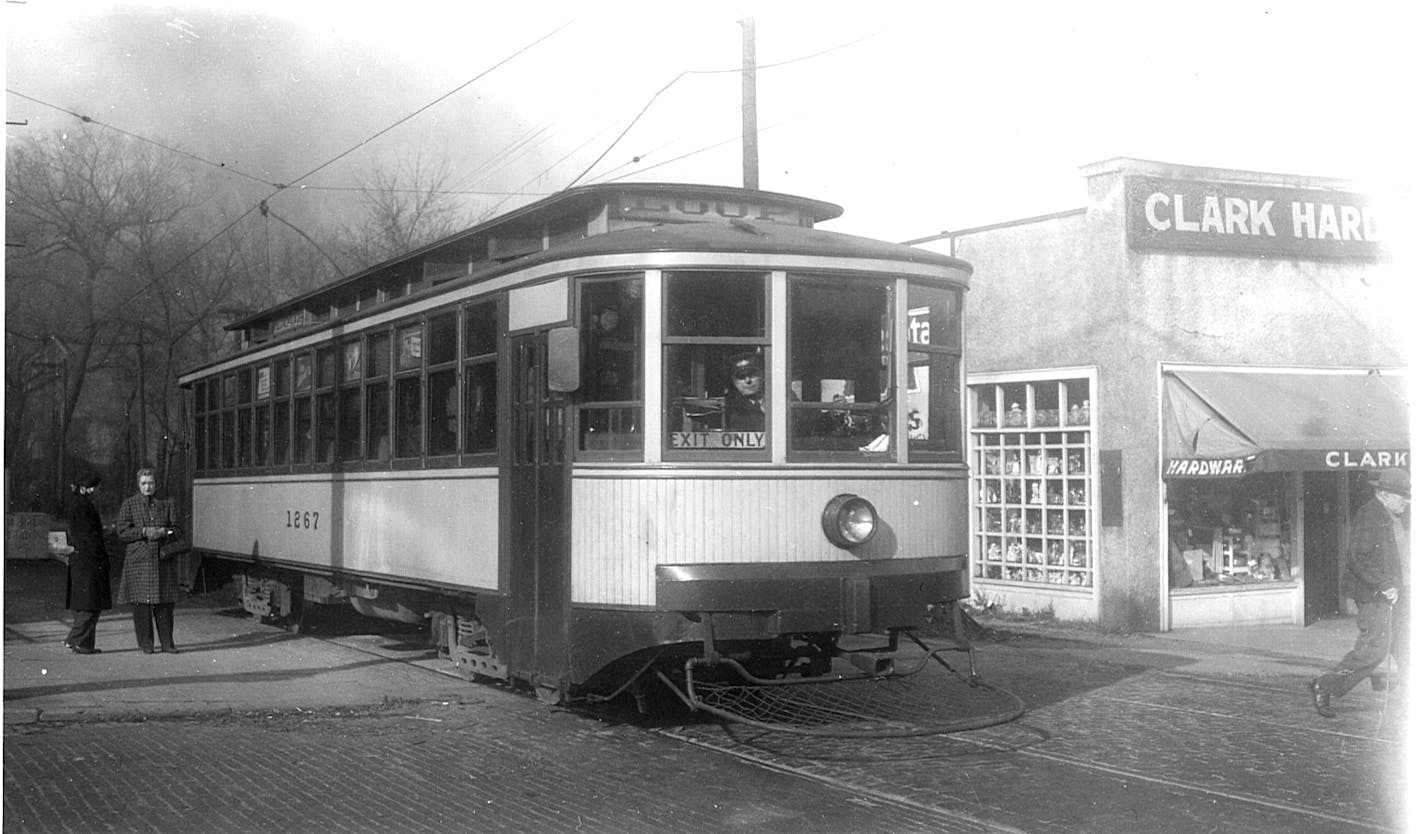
[{"left": 821, "top": 494, "right": 879, "bottom": 548}]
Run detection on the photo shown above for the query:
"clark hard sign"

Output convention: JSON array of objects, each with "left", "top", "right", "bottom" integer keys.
[{"left": 1126, "top": 176, "right": 1382, "bottom": 260}]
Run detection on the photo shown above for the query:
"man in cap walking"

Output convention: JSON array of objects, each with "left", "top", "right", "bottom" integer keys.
[{"left": 1309, "top": 467, "right": 1410, "bottom": 717}]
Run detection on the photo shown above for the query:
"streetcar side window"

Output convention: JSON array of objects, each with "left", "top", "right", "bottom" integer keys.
[
  {"left": 192, "top": 381, "right": 207, "bottom": 473},
  {"left": 788, "top": 277, "right": 893, "bottom": 457},
  {"left": 272, "top": 358, "right": 290, "bottom": 466},
  {"left": 576, "top": 276, "right": 642, "bottom": 456},
  {"left": 394, "top": 323, "right": 423, "bottom": 459},
  {"left": 221, "top": 400, "right": 235, "bottom": 469},
  {"left": 294, "top": 397, "right": 314, "bottom": 464},
  {"left": 663, "top": 271, "right": 769, "bottom": 457},
  {"left": 255, "top": 367, "right": 273, "bottom": 468},
  {"left": 273, "top": 399, "right": 291, "bottom": 466},
  {"left": 366, "top": 332, "right": 391, "bottom": 461},
  {"left": 207, "top": 409, "right": 221, "bottom": 472},
  {"left": 907, "top": 284, "right": 963, "bottom": 462},
  {"left": 236, "top": 368, "right": 254, "bottom": 468},
  {"left": 315, "top": 347, "right": 336, "bottom": 463},
  {"left": 463, "top": 300, "right": 499, "bottom": 455},
  {"left": 337, "top": 341, "right": 362, "bottom": 461},
  {"left": 427, "top": 312, "right": 458, "bottom": 457},
  {"left": 292, "top": 352, "right": 314, "bottom": 465}
]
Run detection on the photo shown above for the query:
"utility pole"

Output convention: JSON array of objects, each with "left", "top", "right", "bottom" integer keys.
[{"left": 740, "top": 16, "right": 759, "bottom": 191}]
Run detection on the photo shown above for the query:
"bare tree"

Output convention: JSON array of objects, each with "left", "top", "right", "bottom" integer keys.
[
  {"left": 4, "top": 128, "right": 245, "bottom": 506},
  {"left": 335, "top": 148, "right": 473, "bottom": 269}
]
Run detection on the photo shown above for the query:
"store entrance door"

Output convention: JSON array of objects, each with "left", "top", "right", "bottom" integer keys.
[{"left": 1303, "top": 472, "right": 1342, "bottom": 623}]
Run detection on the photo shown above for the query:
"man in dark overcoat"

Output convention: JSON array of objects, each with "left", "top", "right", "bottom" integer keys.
[
  {"left": 63, "top": 471, "right": 111, "bottom": 654},
  {"left": 1310, "top": 467, "right": 1410, "bottom": 717},
  {"left": 115, "top": 466, "right": 183, "bottom": 654}
]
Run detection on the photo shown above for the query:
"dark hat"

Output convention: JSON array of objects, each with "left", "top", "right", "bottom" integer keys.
[
  {"left": 75, "top": 470, "right": 102, "bottom": 489},
  {"left": 727, "top": 352, "right": 762, "bottom": 375},
  {"left": 1371, "top": 468, "right": 1410, "bottom": 498}
]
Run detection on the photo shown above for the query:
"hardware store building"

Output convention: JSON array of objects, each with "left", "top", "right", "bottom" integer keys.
[{"left": 916, "top": 157, "right": 1407, "bottom": 632}]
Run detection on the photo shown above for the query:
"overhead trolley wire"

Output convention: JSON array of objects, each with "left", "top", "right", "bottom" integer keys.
[
  {"left": 279, "top": 20, "right": 574, "bottom": 191},
  {"left": 9, "top": 20, "right": 576, "bottom": 315},
  {"left": 4, "top": 88, "right": 283, "bottom": 189},
  {"left": 563, "top": 31, "right": 877, "bottom": 190}
]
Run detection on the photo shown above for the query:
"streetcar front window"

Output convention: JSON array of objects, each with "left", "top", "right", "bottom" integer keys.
[
  {"left": 789, "top": 278, "right": 893, "bottom": 456},
  {"left": 663, "top": 271, "right": 770, "bottom": 458},
  {"left": 907, "top": 284, "right": 963, "bottom": 462},
  {"left": 577, "top": 276, "right": 643, "bottom": 455}
]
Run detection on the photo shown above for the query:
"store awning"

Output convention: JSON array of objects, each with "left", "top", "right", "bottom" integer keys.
[{"left": 1162, "top": 370, "right": 1410, "bottom": 478}]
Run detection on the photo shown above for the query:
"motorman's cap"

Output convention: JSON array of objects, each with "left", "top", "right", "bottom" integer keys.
[
  {"left": 728, "top": 352, "right": 762, "bottom": 376},
  {"left": 1371, "top": 467, "right": 1410, "bottom": 498}
]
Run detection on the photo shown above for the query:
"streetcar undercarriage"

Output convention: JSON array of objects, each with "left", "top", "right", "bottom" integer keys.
[{"left": 213, "top": 554, "right": 1023, "bottom": 736}]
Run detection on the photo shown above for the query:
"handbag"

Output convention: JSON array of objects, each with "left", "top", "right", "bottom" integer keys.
[{"left": 159, "top": 536, "right": 191, "bottom": 560}]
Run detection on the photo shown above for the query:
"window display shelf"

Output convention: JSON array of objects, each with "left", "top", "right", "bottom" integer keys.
[{"left": 970, "top": 374, "right": 1096, "bottom": 589}]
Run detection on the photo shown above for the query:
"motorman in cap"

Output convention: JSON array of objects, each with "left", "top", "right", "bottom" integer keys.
[{"left": 724, "top": 352, "right": 765, "bottom": 432}]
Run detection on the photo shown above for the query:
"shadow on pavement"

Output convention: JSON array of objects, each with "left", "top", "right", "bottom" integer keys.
[{"left": 4, "top": 656, "right": 408, "bottom": 704}]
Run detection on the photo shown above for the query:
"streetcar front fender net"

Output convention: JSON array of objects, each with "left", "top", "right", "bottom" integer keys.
[{"left": 657, "top": 634, "right": 1026, "bottom": 738}]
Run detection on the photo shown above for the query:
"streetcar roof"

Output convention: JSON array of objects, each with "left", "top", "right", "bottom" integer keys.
[
  {"left": 538, "top": 217, "right": 972, "bottom": 271},
  {"left": 202, "top": 183, "right": 972, "bottom": 376},
  {"left": 224, "top": 182, "right": 845, "bottom": 333}
]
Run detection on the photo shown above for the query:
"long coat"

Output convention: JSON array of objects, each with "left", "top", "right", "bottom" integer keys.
[
  {"left": 64, "top": 491, "right": 111, "bottom": 612},
  {"left": 115, "top": 493, "right": 182, "bottom": 605},
  {"left": 1343, "top": 496, "right": 1408, "bottom": 603}
]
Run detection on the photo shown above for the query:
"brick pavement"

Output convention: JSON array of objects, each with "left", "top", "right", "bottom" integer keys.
[
  {"left": 4, "top": 696, "right": 1007, "bottom": 833},
  {"left": 5, "top": 560, "right": 1407, "bottom": 832},
  {"left": 670, "top": 635, "right": 1408, "bottom": 833},
  {"left": 4, "top": 560, "right": 1006, "bottom": 833}
]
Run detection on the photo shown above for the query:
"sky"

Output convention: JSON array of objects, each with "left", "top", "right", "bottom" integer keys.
[{"left": 5, "top": 1, "right": 1417, "bottom": 247}]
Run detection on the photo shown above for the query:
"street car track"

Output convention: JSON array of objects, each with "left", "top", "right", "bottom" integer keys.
[{"left": 290, "top": 623, "right": 1402, "bottom": 832}]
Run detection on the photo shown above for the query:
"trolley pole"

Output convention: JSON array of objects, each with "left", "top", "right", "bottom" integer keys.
[{"left": 740, "top": 16, "right": 759, "bottom": 191}]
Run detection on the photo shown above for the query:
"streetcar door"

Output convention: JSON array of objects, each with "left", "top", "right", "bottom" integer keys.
[{"left": 505, "top": 331, "right": 571, "bottom": 696}]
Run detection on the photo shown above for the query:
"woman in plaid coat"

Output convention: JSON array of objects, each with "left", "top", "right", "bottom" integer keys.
[{"left": 116, "top": 467, "right": 182, "bottom": 653}]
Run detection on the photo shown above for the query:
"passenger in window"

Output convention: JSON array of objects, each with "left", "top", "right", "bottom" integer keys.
[{"left": 724, "top": 353, "right": 766, "bottom": 431}]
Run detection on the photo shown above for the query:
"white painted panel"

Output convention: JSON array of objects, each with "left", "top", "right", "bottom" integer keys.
[
  {"left": 193, "top": 473, "right": 499, "bottom": 590},
  {"left": 508, "top": 278, "right": 568, "bottom": 331},
  {"left": 571, "top": 472, "right": 964, "bottom": 606}
]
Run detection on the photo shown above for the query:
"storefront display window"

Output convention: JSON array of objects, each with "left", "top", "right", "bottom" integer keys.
[
  {"left": 970, "top": 374, "right": 1095, "bottom": 587},
  {"left": 1167, "top": 474, "right": 1294, "bottom": 588}
]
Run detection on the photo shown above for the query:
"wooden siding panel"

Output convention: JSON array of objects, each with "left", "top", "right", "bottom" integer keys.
[
  {"left": 194, "top": 475, "right": 500, "bottom": 590},
  {"left": 571, "top": 473, "right": 962, "bottom": 606}
]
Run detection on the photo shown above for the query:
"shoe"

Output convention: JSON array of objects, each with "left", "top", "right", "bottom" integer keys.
[
  {"left": 1308, "top": 680, "right": 1336, "bottom": 718},
  {"left": 160, "top": 646, "right": 180, "bottom": 654},
  {"left": 62, "top": 640, "right": 75, "bottom": 650},
  {"left": 141, "top": 647, "right": 155, "bottom": 655},
  {"left": 72, "top": 646, "right": 101, "bottom": 655}
]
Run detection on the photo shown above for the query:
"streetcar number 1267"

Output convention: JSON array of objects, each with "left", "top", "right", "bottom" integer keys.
[{"left": 286, "top": 510, "right": 320, "bottom": 530}]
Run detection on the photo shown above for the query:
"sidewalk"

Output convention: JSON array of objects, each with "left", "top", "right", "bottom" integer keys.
[
  {"left": 3, "top": 560, "right": 477, "bottom": 724},
  {"left": 975, "top": 613, "right": 1365, "bottom": 680}
]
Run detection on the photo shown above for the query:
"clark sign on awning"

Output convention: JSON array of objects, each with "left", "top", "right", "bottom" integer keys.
[
  {"left": 1127, "top": 176, "right": 1382, "bottom": 260},
  {"left": 1162, "top": 370, "right": 1408, "bottom": 478}
]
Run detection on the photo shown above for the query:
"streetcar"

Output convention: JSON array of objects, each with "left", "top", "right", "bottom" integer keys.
[{"left": 179, "top": 182, "right": 995, "bottom": 731}]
